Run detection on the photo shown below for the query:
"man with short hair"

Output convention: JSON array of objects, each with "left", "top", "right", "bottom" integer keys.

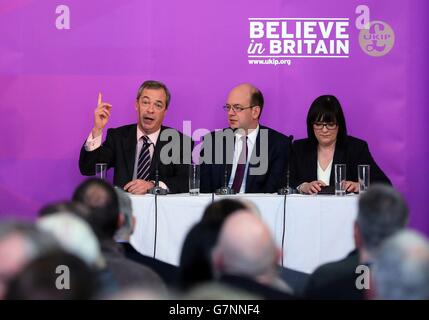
[
  {"left": 200, "top": 83, "right": 292, "bottom": 193},
  {"left": 0, "top": 222, "right": 59, "bottom": 299},
  {"left": 114, "top": 187, "right": 179, "bottom": 287},
  {"left": 372, "top": 230, "right": 429, "bottom": 300},
  {"left": 304, "top": 184, "right": 409, "bottom": 299},
  {"left": 79, "top": 80, "right": 191, "bottom": 194},
  {"left": 72, "top": 178, "right": 167, "bottom": 295}
]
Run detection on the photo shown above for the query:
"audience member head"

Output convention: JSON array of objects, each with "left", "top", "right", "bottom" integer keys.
[
  {"left": 72, "top": 178, "right": 120, "bottom": 240},
  {"left": 114, "top": 187, "right": 135, "bottom": 242},
  {"left": 6, "top": 250, "right": 97, "bottom": 300},
  {"left": 355, "top": 184, "right": 408, "bottom": 260},
  {"left": 37, "top": 212, "right": 105, "bottom": 269},
  {"left": 0, "top": 222, "right": 59, "bottom": 299},
  {"left": 372, "top": 230, "right": 429, "bottom": 300},
  {"left": 38, "top": 200, "right": 90, "bottom": 218},
  {"left": 212, "top": 210, "right": 280, "bottom": 286},
  {"left": 200, "top": 199, "right": 247, "bottom": 229},
  {"left": 179, "top": 199, "right": 247, "bottom": 290}
]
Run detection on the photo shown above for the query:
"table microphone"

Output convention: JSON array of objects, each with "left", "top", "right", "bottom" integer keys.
[
  {"left": 215, "top": 165, "right": 235, "bottom": 195},
  {"left": 148, "top": 149, "right": 168, "bottom": 195},
  {"left": 278, "top": 135, "right": 294, "bottom": 195}
]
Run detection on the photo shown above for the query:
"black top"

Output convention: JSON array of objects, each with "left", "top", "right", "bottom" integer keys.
[
  {"left": 79, "top": 124, "right": 192, "bottom": 193},
  {"left": 290, "top": 135, "right": 391, "bottom": 189},
  {"left": 219, "top": 274, "right": 296, "bottom": 300},
  {"left": 304, "top": 249, "right": 367, "bottom": 300},
  {"left": 120, "top": 242, "right": 179, "bottom": 288}
]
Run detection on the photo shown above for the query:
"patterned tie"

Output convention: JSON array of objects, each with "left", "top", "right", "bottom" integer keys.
[
  {"left": 137, "top": 136, "right": 152, "bottom": 180},
  {"left": 231, "top": 136, "right": 248, "bottom": 193}
]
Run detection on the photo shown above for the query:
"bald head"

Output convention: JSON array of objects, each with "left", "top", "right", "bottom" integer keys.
[{"left": 213, "top": 210, "right": 278, "bottom": 281}]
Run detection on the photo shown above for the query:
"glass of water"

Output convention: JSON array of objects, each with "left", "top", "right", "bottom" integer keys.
[
  {"left": 189, "top": 164, "right": 200, "bottom": 196},
  {"left": 358, "top": 165, "right": 370, "bottom": 193},
  {"left": 335, "top": 164, "right": 346, "bottom": 196}
]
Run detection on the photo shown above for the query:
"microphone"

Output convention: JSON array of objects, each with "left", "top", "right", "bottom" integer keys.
[
  {"left": 215, "top": 165, "right": 235, "bottom": 195},
  {"left": 278, "top": 135, "right": 294, "bottom": 195},
  {"left": 148, "top": 146, "right": 168, "bottom": 195}
]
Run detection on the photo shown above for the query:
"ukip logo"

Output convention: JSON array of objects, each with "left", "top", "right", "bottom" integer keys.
[{"left": 359, "top": 20, "right": 395, "bottom": 57}]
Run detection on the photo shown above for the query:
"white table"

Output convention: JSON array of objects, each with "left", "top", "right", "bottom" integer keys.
[{"left": 129, "top": 193, "right": 358, "bottom": 274}]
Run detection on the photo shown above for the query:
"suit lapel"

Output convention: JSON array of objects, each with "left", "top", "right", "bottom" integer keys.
[
  {"left": 123, "top": 125, "right": 138, "bottom": 181},
  {"left": 223, "top": 131, "right": 233, "bottom": 186},
  {"left": 309, "top": 143, "right": 318, "bottom": 182}
]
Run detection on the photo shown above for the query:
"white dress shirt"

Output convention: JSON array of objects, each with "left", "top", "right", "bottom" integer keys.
[
  {"left": 228, "top": 125, "right": 259, "bottom": 193},
  {"left": 317, "top": 160, "right": 333, "bottom": 186},
  {"left": 85, "top": 127, "right": 168, "bottom": 189}
]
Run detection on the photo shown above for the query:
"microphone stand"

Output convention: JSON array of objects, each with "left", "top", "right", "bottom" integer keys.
[
  {"left": 148, "top": 151, "right": 168, "bottom": 195},
  {"left": 215, "top": 165, "right": 235, "bottom": 195},
  {"left": 278, "top": 135, "right": 294, "bottom": 195}
]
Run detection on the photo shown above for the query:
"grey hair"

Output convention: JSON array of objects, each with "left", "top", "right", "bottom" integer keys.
[
  {"left": 372, "top": 230, "right": 429, "bottom": 300},
  {"left": 114, "top": 187, "right": 134, "bottom": 241},
  {"left": 357, "top": 184, "right": 408, "bottom": 253},
  {"left": 0, "top": 221, "right": 59, "bottom": 260},
  {"left": 136, "top": 80, "right": 171, "bottom": 108}
]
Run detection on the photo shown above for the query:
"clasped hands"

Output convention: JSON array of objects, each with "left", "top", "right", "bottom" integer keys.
[{"left": 299, "top": 180, "right": 359, "bottom": 194}]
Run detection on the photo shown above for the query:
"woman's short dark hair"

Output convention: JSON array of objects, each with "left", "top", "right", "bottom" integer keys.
[{"left": 306, "top": 95, "right": 348, "bottom": 144}]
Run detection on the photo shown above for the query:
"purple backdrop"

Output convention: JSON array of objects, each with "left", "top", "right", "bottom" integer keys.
[{"left": 0, "top": 0, "right": 428, "bottom": 234}]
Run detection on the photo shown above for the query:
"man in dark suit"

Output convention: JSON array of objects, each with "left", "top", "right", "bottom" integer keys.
[
  {"left": 303, "top": 184, "right": 408, "bottom": 299},
  {"left": 72, "top": 178, "right": 167, "bottom": 296},
  {"left": 200, "top": 83, "right": 292, "bottom": 193},
  {"left": 114, "top": 187, "right": 179, "bottom": 288},
  {"left": 79, "top": 80, "right": 191, "bottom": 194}
]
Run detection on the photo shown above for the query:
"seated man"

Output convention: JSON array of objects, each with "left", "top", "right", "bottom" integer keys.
[
  {"left": 72, "top": 178, "right": 167, "bottom": 296},
  {"left": 304, "top": 184, "right": 408, "bottom": 299},
  {"left": 79, "top": 80, "right": 191, "bottom": 194},
  {"left": 200, "top": 83, "right": 292, "bottom": 193}
]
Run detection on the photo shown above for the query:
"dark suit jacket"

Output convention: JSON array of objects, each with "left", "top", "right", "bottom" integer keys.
[
  {"left": 200, "top": 125, "right": 292, "bottom": 193},
  {"left": 120, "top": 242, "right": 179, "bottom": 288},
  {"left": 290, "top": 136, "right": 391, "bottom": 189},
  {"left": 79, "top": 124, "right": 191, "bottom": 193},
  {"left": 101, "top": 241, "right": 167, "bottom": 294},
  {"left": 219, "top": 274, "right": 295, "bottom": 300},
  {"left": 304, "top": 249, "right": 366, "bottom": 300}
]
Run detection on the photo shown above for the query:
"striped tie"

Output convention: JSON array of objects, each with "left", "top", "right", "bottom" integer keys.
[{"left": 137, "top": 136, "right": 152, "bottom": 180}]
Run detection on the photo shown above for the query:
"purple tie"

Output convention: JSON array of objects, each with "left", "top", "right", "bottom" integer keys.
[{"left": 231, "top": 136, "right": 247, "bottom": 193}]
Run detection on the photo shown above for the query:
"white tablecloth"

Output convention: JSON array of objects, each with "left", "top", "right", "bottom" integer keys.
[{"left": 130, "top": 193, "right": 358, "bottom": 274}]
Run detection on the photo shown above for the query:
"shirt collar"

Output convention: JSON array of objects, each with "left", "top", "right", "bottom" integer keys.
[
  {"left": 137, "top": 126, "right": 161, "bottom": 145},
  {"left": 235, "top": 124, "right": 259, "bottom": 146}
]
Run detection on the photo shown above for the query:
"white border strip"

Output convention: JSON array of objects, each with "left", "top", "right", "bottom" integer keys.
[
  {"left": 248, "top": 18, "right": 350, "bottom": 21},
  {"left": 248, "top": 55, "right": 349, "bottom": 58}
]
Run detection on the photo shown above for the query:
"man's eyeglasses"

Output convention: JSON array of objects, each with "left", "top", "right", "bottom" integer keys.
[
  {"left": 313, "top": 122, "right": 338, "bottom": 130},
  {"left": 223, "top": 104, "right": 255, "bottom": 113}
]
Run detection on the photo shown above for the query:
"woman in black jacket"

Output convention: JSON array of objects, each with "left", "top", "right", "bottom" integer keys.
[{"left": 290, "top": 95, "right": 391, "bottom": 194}]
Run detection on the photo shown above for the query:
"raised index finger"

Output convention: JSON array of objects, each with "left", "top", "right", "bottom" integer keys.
[{"left": 98, "top": 92, "right": 102, "bottom": 105}]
